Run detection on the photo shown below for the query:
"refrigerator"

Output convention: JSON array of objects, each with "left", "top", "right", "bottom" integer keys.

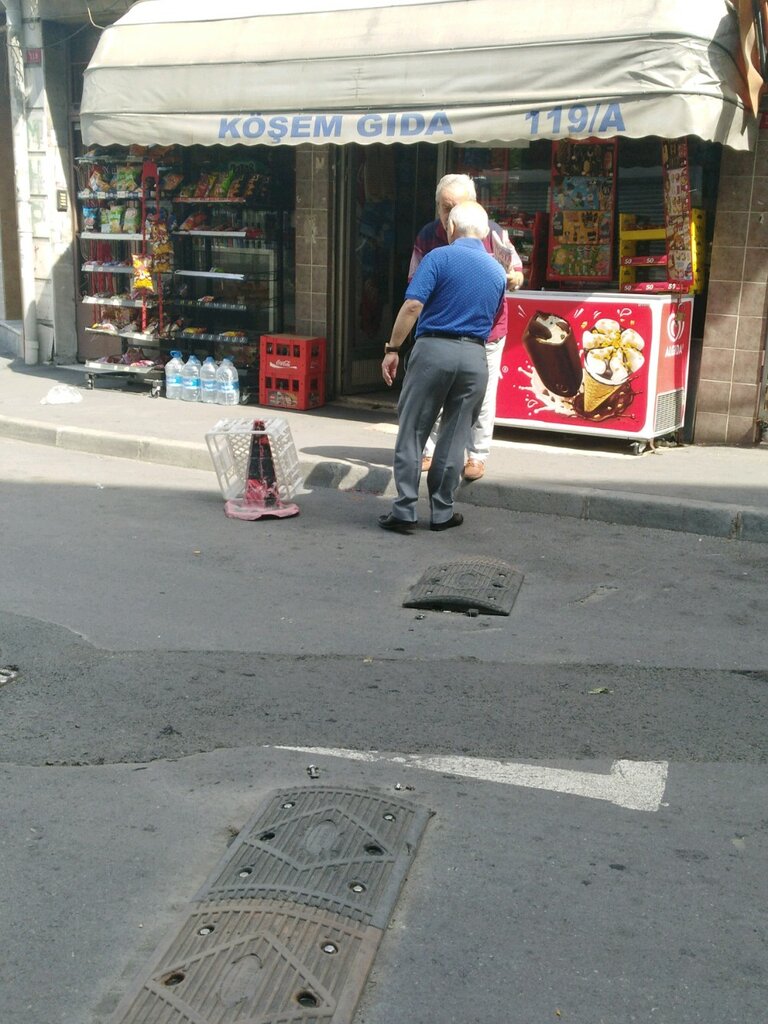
[{"left": 496, "top": 291, "right": 694, "bottom": 450}]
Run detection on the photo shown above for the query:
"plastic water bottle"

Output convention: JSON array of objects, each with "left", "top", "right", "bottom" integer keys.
[
  {"left": 181, "top": 354, "right": 201, "bottom": 402},
  {"left": 200, "top": 356, "right": 218, "bottom": 404},
  {"left": 164, "top": 350, "right": 184, "bottom": 400},
  {"left": 216, "top": 357, "right": 240, "bottom": 406}
]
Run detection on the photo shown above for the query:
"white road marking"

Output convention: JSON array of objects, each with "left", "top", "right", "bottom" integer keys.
[{"left": 274, "top": 745, "right": 668, "bottom": 813}]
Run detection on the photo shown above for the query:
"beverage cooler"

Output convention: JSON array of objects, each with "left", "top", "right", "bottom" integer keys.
[{"left": 496, "top": 291, "right": 694, "bottom": 451}]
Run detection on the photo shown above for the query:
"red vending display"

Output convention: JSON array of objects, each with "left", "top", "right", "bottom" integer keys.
[{"left": 496, "top": 291, "right": 693, "bottom": 442}]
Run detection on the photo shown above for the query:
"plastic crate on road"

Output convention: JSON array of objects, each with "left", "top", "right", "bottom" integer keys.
[{"left": 205, "top": 417, "right": 302, "bottom": 503}]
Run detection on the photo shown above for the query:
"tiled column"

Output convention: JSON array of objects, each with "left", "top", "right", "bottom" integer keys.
[
  {"left": 696, "top": 127, "right": 768, "bottom": 444},
  {"left": 294, "top": 145, "right": 331, "bottom": 338}
]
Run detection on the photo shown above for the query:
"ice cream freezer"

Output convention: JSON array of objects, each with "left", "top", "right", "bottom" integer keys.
[{"left": 495, "top": 291, "right": 694, "bottom": 450}]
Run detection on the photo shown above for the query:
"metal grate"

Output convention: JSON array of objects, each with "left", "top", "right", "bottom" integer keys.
[
  {"left": 653, "top": 388, "right": 684, "bottom": 435},
  {"left": 107, "top": 900, "right": 380, "bottom": 1024},
  {"left": 404, "top": 558, "right": 524, "bottom": 616},
  {"left": 195, "top": 787, "right": 431, "bottom": 929}
]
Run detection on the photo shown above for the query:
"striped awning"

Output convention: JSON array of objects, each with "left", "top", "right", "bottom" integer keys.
[{"left": 81, "top": 0, "right": 759, "bottom": 150}]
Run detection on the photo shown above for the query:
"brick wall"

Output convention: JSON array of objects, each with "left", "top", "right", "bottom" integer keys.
[
  {"left": 696, "top": 129, "right": 768, "bottom": 443},
  {"left": 294, "top": 145, "right": 331, "bottom": 338}
]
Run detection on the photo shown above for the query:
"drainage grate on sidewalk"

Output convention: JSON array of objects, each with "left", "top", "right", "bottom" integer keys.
[
  {"left": 195, "top": 786, "right": 432, "bottom": 929},
  {"left": 404, "top": 557, "right": 524, "bottom": 615},
  {"left": 107, "top": 899, "right": 381, "bottom": 1024}
]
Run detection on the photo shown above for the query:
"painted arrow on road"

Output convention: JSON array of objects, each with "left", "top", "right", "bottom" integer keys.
[{"left": 274, "top": 746, "right": 668, "bottom": 813}]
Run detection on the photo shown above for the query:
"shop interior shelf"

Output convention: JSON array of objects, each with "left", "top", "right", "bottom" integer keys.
[
  {"left": 172, "top": 196, "right": 247, "bottom": 204},
  {"left": 84, "top": 360, "right": 162, "bottom": 375},
  {"left": 81, "top": 263, "right": 134, "bottom": 274},
  {"left": 179, "top": 331, "right": 255, "bottom": 343},
  {"left": 82, "top": 296, "right": 157, "bottom": 308},
  {"left": 78, "top": 190, "right": 142, "bottom": 200},
  {"left": 172, "top": 299, "right": 250, "bottom": 312},
  {"left": 174, "top": 230, "right": 248, "bottom": 238},
  {"left": 76, "top": 155, "right": 146, "bottom": 165},
  {"left": 118, "top": 332, "right": 163, "bottom": 346},
  {"left": 621, "top": 226, "right": 666, "bottom": 241},
  {"left": 620, "top": 255, "right": 669, "bottom": 266},
  {"left": 174, "top": 269, "right": 247, "bottom": 281},
  {"left": 80, "top": 231, "right": 143, "bottom": 242}
]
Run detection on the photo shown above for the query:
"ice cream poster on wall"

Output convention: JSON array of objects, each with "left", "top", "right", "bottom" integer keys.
[
  {"left": 497, "top": 297, "right": 656, "bottom": 432},
  {"left": 662, "top": 139, "right": 694, "bottom": 287},
  {"left": 548, "top": 139, "right": 617, "bottom": 281}
]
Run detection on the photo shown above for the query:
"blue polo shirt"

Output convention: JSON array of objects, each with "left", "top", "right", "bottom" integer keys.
[
  {"left": 409, "top": 217, "right": 510, "bottom": 341},
  {"left": 406, "top": 237, "right": 506, "bottom": 341}
]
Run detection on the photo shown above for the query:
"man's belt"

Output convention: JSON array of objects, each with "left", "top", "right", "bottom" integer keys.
[{"left": 417, "top": 332, "right": 486, "bottom": 345}]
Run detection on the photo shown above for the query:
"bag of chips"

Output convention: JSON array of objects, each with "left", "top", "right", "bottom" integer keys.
[
  {"left": 132, "top": 254, "right": 154, "bottom": 291},
  {"left": 82, "top": 207, "right": 99, "bottom": 231}
]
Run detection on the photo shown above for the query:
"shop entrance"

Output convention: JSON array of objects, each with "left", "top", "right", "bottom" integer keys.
[{"left": 337, "top": 143, "right": 438, "bottom": 395}]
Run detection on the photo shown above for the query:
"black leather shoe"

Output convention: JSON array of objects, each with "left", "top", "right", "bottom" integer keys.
[
  {"left": 378, "top": 513, "right": 416, "bottom": 534},
  {"left": 430, "top": 512, "right": 464, "bottom": 532}
]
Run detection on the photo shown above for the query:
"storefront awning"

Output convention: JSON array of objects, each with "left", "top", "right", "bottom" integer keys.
[{"left": 80, "top": 0, "right": 759, "bottom": 151}]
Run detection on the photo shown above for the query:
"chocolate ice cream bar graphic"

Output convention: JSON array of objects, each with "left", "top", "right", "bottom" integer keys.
[{"left": 522, "top": 311, "right": 582, "bottom": 398}]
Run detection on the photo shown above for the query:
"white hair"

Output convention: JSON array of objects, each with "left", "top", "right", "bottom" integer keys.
[
  {"left": 435, "top": 173, "right": 476, "bottom": 204},
  {"left": 447, "top": 200, "right": 489, "bottom": 239}
]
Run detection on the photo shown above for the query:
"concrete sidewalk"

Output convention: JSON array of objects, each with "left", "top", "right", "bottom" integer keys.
[{"left": 1, "top": 355, "right": 766, "bottom": 542}]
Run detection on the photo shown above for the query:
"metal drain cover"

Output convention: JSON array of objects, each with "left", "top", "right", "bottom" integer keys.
[
  {"left": 404, "top": 557, "right": 523, "bottom": 615},
  {"left": 195, "top": 787, "right": 432, "bottom": 928},
  {"left": 107, "top": 900, "right": 380, "bottom": 1024}
]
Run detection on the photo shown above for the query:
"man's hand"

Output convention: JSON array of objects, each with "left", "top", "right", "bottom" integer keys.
[
  {"left": 382, "top": 351, "right": 400, "bottom": 386},
  {"left": 507, "top": 269, "right": 525, "bottom": 291}
]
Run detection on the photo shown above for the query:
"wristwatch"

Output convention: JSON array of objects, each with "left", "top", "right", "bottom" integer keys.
[{"left": 384, "top": 345, "right": 400, "bottom": 354}]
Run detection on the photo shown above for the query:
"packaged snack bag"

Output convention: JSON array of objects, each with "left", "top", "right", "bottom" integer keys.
[
  {"left": 82, "top": 207, "right": 99, "bottom": 231},
  {"left": 132, "top": 254, "right": 154, "bottom": 291},
  {"left": 108, "top": 205, "right": 124, "bottom": 232},
  {"left": 122, "top": 205, "right": 140, "bottom": 234},
  {"left": 161, "top": 172, "right": 184, "bottom": 194},
  {"left": 148, "top": 214, "right": 174, "bottom": 273},
  {"left": 88, "top": 166, "right": 111, "bottom": 193}
]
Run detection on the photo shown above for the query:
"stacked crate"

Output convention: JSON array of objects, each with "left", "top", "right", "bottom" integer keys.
[{"left": 258, "top": 334, "right": 327, "bottom": 410}]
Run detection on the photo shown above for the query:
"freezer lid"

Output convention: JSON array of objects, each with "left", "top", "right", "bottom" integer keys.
[{"left": 80, "top": 0, "right": 759, "bottom": 150}]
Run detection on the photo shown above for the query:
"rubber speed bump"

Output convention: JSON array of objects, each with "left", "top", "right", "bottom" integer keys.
[
  {"left": 194, "top": 786, "right": 432, "bottom": 928},
  {"left": 107, "top": 900, "right": 381, "bottom": 1024},
  {"left": 404, "top": 557, "right": 524, "bottom": 615}
]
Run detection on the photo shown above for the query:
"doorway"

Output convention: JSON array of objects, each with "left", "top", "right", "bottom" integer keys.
[{"left": 337, "top": 142, "right": 438, "bottom": 394}]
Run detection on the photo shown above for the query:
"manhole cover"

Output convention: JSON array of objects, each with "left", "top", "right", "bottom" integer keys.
[
  {"left": 107, "top": 900, "right": 380, "bottom": 1024},
  {"left": 195, "top": 787, "right": 432, "bottom": 928},
  {"left": 404, "top": 557, "right": 523, "bottom": 615}
]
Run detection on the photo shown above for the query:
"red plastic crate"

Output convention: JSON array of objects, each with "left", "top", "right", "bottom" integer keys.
[
  {"left": 259, "top": 368, "right": 326, "bottom": 410},
  {"left": 260, "top": 334, "right": 326, "bottom": 375}
]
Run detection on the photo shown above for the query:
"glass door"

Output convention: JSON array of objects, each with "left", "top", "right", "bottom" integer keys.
[{"left": 339, "top": 142, "right": 437, "bottom": 394}]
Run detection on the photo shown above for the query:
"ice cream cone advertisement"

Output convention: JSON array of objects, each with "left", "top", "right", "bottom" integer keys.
[{"left": 495, "top": 292, "right": 693, "bottom": 441}]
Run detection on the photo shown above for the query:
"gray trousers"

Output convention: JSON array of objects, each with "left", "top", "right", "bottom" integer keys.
[{"left": 391, "top": 336, "right": 488, "bottom": 524}]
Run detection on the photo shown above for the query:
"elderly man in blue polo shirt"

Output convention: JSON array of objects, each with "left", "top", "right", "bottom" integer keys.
[{"left": 379, "top": 201, "right": 506, "bottom": 534}]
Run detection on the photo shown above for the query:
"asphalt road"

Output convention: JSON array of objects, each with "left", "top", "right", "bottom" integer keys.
[{"left": 1, "top": 438, "right": 766, "bottom": 1024}]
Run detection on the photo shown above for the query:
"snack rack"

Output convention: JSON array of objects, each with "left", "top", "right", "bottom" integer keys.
[{"left": 76, "top": 155, "right": 168, "bottom": 389}]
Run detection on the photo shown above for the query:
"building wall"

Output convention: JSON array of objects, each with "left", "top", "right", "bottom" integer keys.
[
  {"left": 0, "top": 47, "right": 22, "bottom": 322},
  {"left": 696, "top": 123, "right": 768, "bottom": 443}
]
